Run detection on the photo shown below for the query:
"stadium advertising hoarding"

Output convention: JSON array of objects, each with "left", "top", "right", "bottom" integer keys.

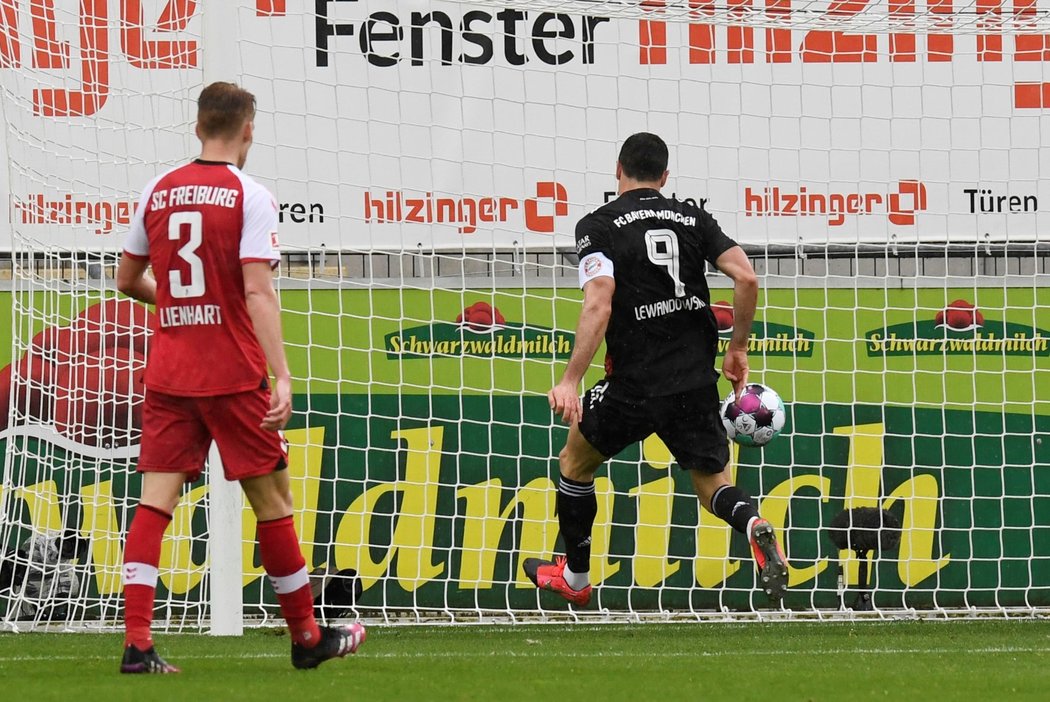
[
  {"left": 1, "top": 1, "right": 1049, "bottom": 251},
  {"left": 1, "top": 286, "right": 1048, "bottom": 616}
]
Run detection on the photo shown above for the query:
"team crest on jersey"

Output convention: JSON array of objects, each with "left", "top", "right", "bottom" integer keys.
[{"left": 583, "top": 255, "right": 602, "bottom": 277}]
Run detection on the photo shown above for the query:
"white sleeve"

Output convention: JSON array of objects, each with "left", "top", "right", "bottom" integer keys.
[
  {"left": 123, "top": 177, "right": 161, "bottom": 257},
  {"left": 240, "top": 179, "right": 280, "bottom": 267},
  {"left": 578, "top": 251, "right": 615, "bottom": 289}
]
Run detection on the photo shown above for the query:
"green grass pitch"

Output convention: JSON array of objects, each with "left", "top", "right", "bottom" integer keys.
[{"left": 1, "top": 620, "right": 1048, "bottom": 701}]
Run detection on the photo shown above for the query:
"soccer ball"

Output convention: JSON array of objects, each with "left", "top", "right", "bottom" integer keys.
[{"left": 720, "top": 383, "right": 786, "bottom": 447}]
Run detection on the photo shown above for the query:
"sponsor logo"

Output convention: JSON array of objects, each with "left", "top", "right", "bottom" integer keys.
[
  {"left": 315, "top": 2, "right": 609, "bottom": 68},
  {"left": 12, "top": 193, "right": 321, "bottom": 235},
  {"left": 12, "top": 194, "right": 136, "bottom": 235},
  {"left": 964, "top": 188, "right": 1038, "bottom": 214},
  {"left": 866, "top": 299, "right": 1050, "bottom": 356},
  {"left": 712, "top": 299, "right": 815, "bottom": 357},
  {"left": 9, "top": 1, "right": 1047, "bottom": 119},
  {"left": 0, "top": 1, "right": 286, "bottom": 117},
  {"left": 936, "top": 299, "right": 984, "bottom": 333},
  {"left": 385, "top": 301, "right": 573, "bottom": 359},
  {"left": 744, "top": 180, "right": 927, "bottom": 226},
  {"left": 576, "top": 234, "right": 592, "bottom": 254},
  {"left": 638, "top": 2, "right": 1050, "bottom": 71},
  {"left": 364, "top": 181, "right": 568, "bottom": 234},
  {"left": 314, "top": 0, "right": 1050, "bottom": 82}
]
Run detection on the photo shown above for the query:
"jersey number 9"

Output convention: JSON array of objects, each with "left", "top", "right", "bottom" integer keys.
[{"left": 645, "top": 229, "right": 685, "bottom": 297}]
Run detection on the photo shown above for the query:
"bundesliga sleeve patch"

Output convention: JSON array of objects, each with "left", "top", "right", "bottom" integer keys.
[
  {"left": 578, "top": 252, "right": 614, "bottom": 289},
  {"left": 270, "top": 231, "right": 280, "bottom": 249}
]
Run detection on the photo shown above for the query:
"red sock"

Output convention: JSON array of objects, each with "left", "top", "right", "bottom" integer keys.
[
  {"left": 123, "top": 504, "right": 171, "bottom": 650},
  {"left": 257, "top": 516, "right": 320, "bottom": 647}
]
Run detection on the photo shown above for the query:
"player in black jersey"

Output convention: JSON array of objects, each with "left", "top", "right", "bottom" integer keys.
[{"left": 523, "top": 133, "right": 788, "bottom": 607}]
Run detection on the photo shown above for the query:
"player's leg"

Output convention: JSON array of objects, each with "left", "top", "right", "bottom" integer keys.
[
  {"left": 206, "top": 388, "right": 364, "bottom": 668},
  {"left": 691, "top": 469, "right": 788, "bottom": 602},
  {"left": 122, "top": 392, "right": 208, "bottom": 674},
  {"left": 557, "top": 421, "right": 606, "bottom": 586},
  {"left": 121, "top": 472, "right": 185, "bottom": 674},
  {"left": 657, "top": 386, "right": 788, "bottom": 602},
  {"left": 239, "top": 469, "right": 322, "bottom": 647},
  {"left": 525, "top": 380, "right": 645, "bottom": 604},
  {"left": 523, "top": 421, "right": 605, "bottom": 605}
]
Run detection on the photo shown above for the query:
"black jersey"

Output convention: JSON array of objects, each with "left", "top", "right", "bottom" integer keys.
[{"left": 575, "top": 188, "right": 738, "bottom": 397}]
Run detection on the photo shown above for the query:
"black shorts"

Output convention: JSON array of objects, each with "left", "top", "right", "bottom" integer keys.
[{"left": 579, "top": 380, "right": 730, "bottom": 474}]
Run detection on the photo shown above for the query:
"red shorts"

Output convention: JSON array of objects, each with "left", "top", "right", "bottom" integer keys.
[{"left": 138, "top": 388, "right": 288, "bottom": 482}]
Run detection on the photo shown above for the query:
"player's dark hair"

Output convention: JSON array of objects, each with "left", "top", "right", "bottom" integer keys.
[
  {"left": 197, "top": 82, "right": 256, "bottom": 140},
  {"left": 618, "top": 132, "right": 669, "bottom": 182}
]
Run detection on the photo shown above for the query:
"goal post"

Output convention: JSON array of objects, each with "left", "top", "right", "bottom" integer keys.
[{"left": 2, "top": 0, "right": 1050, "bottom": 630}]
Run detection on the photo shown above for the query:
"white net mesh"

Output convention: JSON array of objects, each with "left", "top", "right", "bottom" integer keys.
[{"left": 2, "top": 0, "right": 1049, "bottom": 629}]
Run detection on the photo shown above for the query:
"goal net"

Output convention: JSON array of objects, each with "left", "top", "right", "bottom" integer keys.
[{"left": 1, "top": 0, "right": 1049, "bottom": 630}]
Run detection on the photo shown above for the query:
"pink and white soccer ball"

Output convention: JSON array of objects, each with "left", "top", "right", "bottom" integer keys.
[{"left": 720, "top": 383, "right": 786, "bottom": 447}]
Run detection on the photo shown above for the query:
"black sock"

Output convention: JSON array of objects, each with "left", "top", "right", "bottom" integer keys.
[
  {"left": 557, "top": 474, "right": 597, "bottom": 574},
  {"left": 710, "top": 484, "right": 760, "bottom": 535}
]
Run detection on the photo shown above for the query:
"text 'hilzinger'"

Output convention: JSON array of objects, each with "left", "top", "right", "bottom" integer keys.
[
  {"left": 744, "top": 181, "right": 927, "bottom": 226},
  {"left": 363, "top": 182, "right": 568, "bottom": 234}
]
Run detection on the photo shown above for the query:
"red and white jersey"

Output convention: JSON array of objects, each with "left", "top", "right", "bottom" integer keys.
[{"left": 124, "top": 160, "right": 280, "bottom": 397}]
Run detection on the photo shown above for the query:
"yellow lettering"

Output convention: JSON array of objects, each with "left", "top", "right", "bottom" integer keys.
[
  {"left": 333, "top": 426, "right": 445, "bottom": 592},
  {"left": 834, "top": 423, "right": 884, "bottom": 585},
  {"left": 390, "top": 426, "right": 445, "bottom": 588},
  {"left": 13, "top": 480, "right": 62, "bottom": 533},
  {"left": 158, "top": 485, "right": 208, "bottom": 595},
  {"left": 642, "top": 434, "right": 742, "bottom": 588},
  {"left": 832, "top": 423, "right": 949, "bottom": 586},
  {"left": 288, "top": 427, "right": 326, "bottom": 568},
  {"left": 629, "top": 477, "right": 680, "bottom": 587},
  {"left": 456, "top": 476, "right": 558, "bottom": 588},
  {"left": 883, "top": 475, "right": 951, "bottom": 585},
  {"left": 456, "top": 479, "right": 507, "bottom": 588},
  {"left": 590, "top": 477, "right": 621, "bottom": 584},
  {"left": 241, "top": 506, "right": 264, "bottom": 586},
  {"left": 333, "top": 483, "right": 397, "bottom": 591},
  {"left": 696, "top": 446, "right": 742, "bottom": 588},
  {"left": 758, "top": 475, "right": 831, "bottom": 586},
  {"left": 79, "top": 481, "right": 123, "bottom": 595}
]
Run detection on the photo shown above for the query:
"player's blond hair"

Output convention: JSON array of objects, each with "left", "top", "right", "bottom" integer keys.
[{"left": 196, "top": 82, "right": 256, "bottom": 140}]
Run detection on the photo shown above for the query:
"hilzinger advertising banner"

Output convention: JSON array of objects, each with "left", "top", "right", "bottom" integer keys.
[
  {"left": 2, "top": 287, "right": 1048, "bottom": 614},
  {"left": 1, "top": 1, "right": 1049, "bottom": 251}
]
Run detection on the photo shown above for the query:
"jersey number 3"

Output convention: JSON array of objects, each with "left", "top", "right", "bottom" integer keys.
[
  {"left": 645, "top": 229, "right": 685, "bottom": 297},
  {"left": 168, "top": 211, "right": 206, "bottom": 298}
]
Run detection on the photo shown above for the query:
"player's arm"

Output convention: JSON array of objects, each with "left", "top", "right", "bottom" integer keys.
[
  {"left": 117, "top": 182, "right": 156, "bottom": 304},
  {"left": 243, "top": 262, "right": 291, "bottom": 431},
  {"left": 714, "top": 245, "right": 758, "bottom": 398},
  {"left": 550, "top": 275, "right": 614, "bottom": 425},
  {"left": 116, "top": 254, "right": 157, "bottom": 305}
]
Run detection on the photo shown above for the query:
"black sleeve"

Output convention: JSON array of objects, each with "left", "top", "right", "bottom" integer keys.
[
  {"left": 575, "top": 213, "right": 613, "bottom": 260},
  {"left": 697, "top": 207, "right": 738, "bottom": 266}
]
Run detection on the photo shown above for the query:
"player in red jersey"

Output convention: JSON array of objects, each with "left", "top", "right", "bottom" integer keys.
[{"left": 115, "top": 82, "right": 365, "bottom": 673}]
